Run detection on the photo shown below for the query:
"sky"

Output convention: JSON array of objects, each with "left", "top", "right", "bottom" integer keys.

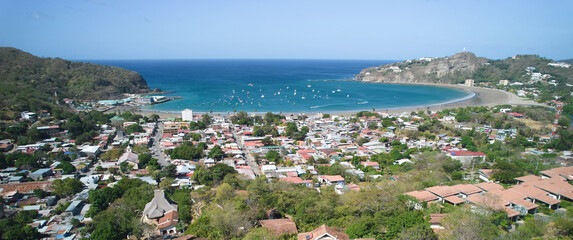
[{"left": 1, "top": 0, "right": 572, "bottom": 60}]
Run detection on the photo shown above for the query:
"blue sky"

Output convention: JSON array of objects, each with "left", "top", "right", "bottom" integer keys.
[{"left": 1, "top": 0, "right": 572, "bottom": 60}]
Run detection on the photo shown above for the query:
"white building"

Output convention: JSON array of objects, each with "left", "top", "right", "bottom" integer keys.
[
  {"left": 465, "top": 79, "right": 475, "bottom": 86},
  {"left": 181, "top": 109, "right": 193, "bottom": 121}
]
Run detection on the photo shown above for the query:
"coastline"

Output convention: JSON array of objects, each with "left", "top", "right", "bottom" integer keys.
[{"left": 106, "top": 84, "right": 545, "bottom": 119}]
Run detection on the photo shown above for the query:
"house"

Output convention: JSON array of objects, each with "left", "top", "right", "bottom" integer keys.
[
  {"left": 360, "top": 161, "right": 380, "bottom": 170},
  {"left": 118, "top": 151, "right": 139, "bottom": 169},
  {"left": 499, "top": 80, "right": 510, "bottom": 86},
  {"left": 540, "top": 166, "right": 573, "bottom": 181},
  {"left": 478, "top": 169, "right": 494, "bottom": 182},
  {"left": 37, "top": 126, "right": 61, "bottom": 137},
  {"left": 80, "top": 145, "right": 101, "bottom": 157},
  {"left": 447, "top": 151, "right": 486, "bottom": 166},
  {"left": 298, "top": 224, "right": 349, "bottom": 240},
  {"left": 425, "top": 186, "right": 464, "bottom": 205},
  {"left": 465, "top": 79, "right": 474, "bottom": 86},
  {"left": 30, "top": 168, "right": 53, "bottom": 180},
  {"left": 405, "top": 190, "right": 439, "bottom": 203},
  {"left": 260, "top": 218, "right": 298, "bottom": 236},
  {"left": 143, "top": 190, "right": 179, "bottom": 236},
  {"left": 0, "top": 140, "right": 14, "bottom": 152},
  {"left": 21, "top": 111, "right": 37, "bottom": 121},
  {"left": 182, "top": 109, "right": 194, "bottom": 121},
  {"left": 429, "top": 213, "right": 447, "bottom": 231},
  {"left": 64, "top": 200, "right": 83, "bottom": 216},
  {"left": 318, "top": 175, "right": 345, "bottom": 186}
]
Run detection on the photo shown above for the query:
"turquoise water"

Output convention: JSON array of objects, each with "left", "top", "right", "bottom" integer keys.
[{"left": 87, "top": 59, "right": 470, "bottom": 113}]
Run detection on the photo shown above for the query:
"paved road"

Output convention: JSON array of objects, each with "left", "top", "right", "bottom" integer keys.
[
  {"left": 232, "top": 130, "right": 262, "bottom": 176},
  {"left": 150, "top": 121, "right": 169, "bottom": 167}
]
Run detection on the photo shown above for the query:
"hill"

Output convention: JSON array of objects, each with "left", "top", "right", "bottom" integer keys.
[
  {"left": 355, "top": 52, "right": 573, "bottom": 85},
  {"left": 0, "top": 47, "right": 151, "bottom": 112},
  {"left": 355, "top": 52, "right": 487, "bottom": 84}
]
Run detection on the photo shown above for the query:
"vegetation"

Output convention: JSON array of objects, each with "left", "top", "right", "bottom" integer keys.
[{"left": 0, "top": 47, "right": 150, "bottom": 112}]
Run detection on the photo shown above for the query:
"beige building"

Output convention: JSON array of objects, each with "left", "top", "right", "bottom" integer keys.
[
  {"left": 142, "top": 190, "right": 179, "bottom": 236},
  {"left": 465, "top": 79, "right": 475, "bottom": 86},
  {"left": 499, "top": 79, "right": 510, "bottom": 86}
]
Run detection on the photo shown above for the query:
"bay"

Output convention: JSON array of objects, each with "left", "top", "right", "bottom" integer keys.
[{"left": 86, "top": 59, "right": 470, "bottom": 113}]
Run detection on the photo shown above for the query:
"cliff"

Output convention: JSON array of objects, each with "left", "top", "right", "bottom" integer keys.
[
  {"left": 355, "top": 52, "right": 488, "bottom": 84},
  {"left": 0, "top": 47, "right": 151, "bottom": 111}
]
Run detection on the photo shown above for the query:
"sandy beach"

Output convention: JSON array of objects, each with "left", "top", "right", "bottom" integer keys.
[{"left": 106, "top": 84, "right": 545, "bottom": 119}]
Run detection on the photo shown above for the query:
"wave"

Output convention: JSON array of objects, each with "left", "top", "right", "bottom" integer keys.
[{"left": 310, "top": 104, "right": 336, "bottom": 109}]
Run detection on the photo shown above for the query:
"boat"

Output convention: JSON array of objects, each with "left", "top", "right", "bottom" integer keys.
[
  {"left": 248, "top": 83, "right": 253, "bottom": 87},
  {"left": 307, "top": 84, "right": 311, "bottom": 87},
  {"left": 337, "top": 89, "right": 341, "bottom": 92},
  {"left": 261, "top": 94, "right": 265, "bottom": 98}
]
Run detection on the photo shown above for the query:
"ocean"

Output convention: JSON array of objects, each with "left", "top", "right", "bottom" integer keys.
[{"left": 87, "top": 59, "right": 470, "bottom": 113}]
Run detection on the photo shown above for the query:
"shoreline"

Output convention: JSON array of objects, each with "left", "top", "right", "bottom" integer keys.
[{"left": 106, "top": 83, "right": 545, "bottom": 118}]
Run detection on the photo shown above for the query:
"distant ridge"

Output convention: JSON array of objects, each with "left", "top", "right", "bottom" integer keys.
[
  {"left": 355, "top": 52, "right": 573, "bottom": 86},
  {"left": 355, "top": 52, "right": 487, "bottom": 84},
  {"left": 0, "top": 47, "right": 151, "bottom": 111}
]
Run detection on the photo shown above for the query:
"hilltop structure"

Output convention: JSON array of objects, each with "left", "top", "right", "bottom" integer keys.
[{"left": 142, "top": 190, "right": 179, "bottom": 236}]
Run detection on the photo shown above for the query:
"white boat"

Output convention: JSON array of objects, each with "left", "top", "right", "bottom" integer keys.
[
  {"left": 307, "top": 84, "right": 311, "bottom": 87},
  {"left": 261, "top": 95, "right": 265, "bottom": 98},
  {"left": 337, "top": 89, "right": 341, "bottom": 92},
  {"left": 248, "top": 83, "right": 253, "bottom": 87}
]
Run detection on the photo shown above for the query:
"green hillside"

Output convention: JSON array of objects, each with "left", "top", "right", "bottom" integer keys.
[{"left": 0, "top": 47, "right": 151, "bottom": 112}]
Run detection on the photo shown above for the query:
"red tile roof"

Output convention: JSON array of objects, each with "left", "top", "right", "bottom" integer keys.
[
  {"left": 405, "top": 190, "right": 439, "bottom": 202},
  {"left": 473, "top": 182, "right": 504, "bottom": 192},
  {"left": 157, "top": 210, "right": 178, "bottom": 230},
  {"left": 448, "top": 151, "right": 486, "bottom": 156},
  {"left": 0, "top": 181, "right": 53, "bottom": 196},
  {"left": 297, "top": 224, "right": 349, "bottom": 240},
  {"left": 260, "top": 218, "right": 298, "bottom": 235},
  {"left": 425, "top": 186, "right": 459, "bottom": 197},
  {"left": 451, "top": 184, "right": 483, "bottom": 195},
  {"left": 319, "top": 175, "right": 345, "bottom": 182},
  {"left": 444, "top": 195, "right": 465, "bottom": 205}
]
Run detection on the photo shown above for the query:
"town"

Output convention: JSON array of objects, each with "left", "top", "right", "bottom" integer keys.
[{"left": 0, "top": 99, "right": 572, "bottom": 240}]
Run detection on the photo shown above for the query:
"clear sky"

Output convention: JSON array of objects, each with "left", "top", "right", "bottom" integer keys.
[{"left": 1, "top": 0, "right": 572, "bottom": 60}]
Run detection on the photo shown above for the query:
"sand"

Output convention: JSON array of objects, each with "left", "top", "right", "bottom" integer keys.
[{"left": 106, "top": 84, "right": 545, "bottom": 119}]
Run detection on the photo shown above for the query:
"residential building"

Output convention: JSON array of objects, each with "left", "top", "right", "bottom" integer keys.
[
  {"left": 143, "top": 190, "right": 179, "bottom": 236},
  {"left": 182, "top": 109, "right": 194, "bottom": 121}
]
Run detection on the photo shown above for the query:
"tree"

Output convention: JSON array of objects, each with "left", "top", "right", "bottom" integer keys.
[
  {"left": 125, "top": 124, "right": 143, "bottom": 134},
  {"left": 137, "top": 153, "right": 152, "bottom": 168},
  {"left": 439, "top": 206, "right": 502, "bottom": 240},
  {"left": 149, "top": 114, "right": 160, "bottom": 122},
  {"left": 2, "top": 225, "right": 40, "bottom": 240},
  {"left": 52, "top": 178, "right": 85, "bottom": 198},
  {"left": 57, "top": 161, "right": 76, "bottom": 174},
  {"left": 119, "top": 161, "right": 131, "bottom": 173},
  {"left": 215, "top": 183, "right": 235, "bottom": 203},
  {"left": 192, "top": 164, "right": 237, "bottom": 186},
  {"left": 33, "top": 189, "right": 49, "bottom": 198},
  {"left": 159, "top": 178, "right": 175, "bottom": 194},
  {"left": 208, "top": 145, "right": 225, "bottom": 160},
  {"left": 244, "top": 227, "right": 279, "bottom": 240},
  {"left": 162, "top": 164, "right": 177, "bottom": 178},
  {"left": 265, "top": 150, "right": 281, "bottom": 163},
  {"left": 285, "top": 122, "right": 298, "bottom": 137},
  {"left": 492, "top": 160, "right": 524, "bottom": 184},
  {"left": 262, "top": 136, "right": 273, "bottom": 146}
]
